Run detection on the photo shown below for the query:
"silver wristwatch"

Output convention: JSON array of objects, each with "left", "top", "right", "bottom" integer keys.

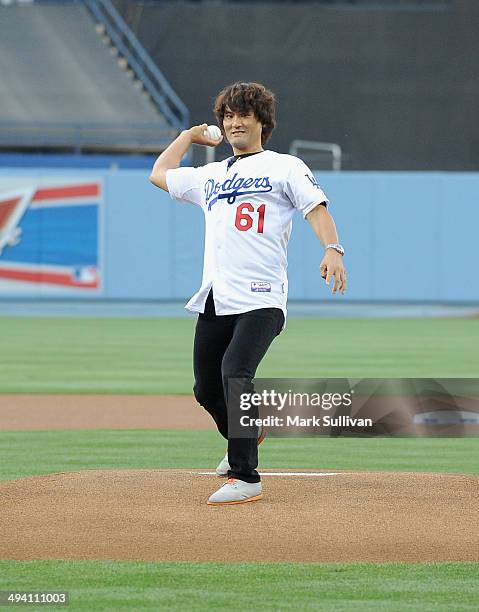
[{"left": 325, "top": 243, "right": 345, "bottom": 256}]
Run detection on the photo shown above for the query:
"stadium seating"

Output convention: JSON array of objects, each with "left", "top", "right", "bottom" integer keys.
[{"left": 0, "top": 2, "right": 179, "bottom": 152}]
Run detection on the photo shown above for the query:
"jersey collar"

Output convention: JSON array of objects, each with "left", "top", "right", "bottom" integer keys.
[{"left": 226, "top": 150, "right": 265, "bottom": 170}]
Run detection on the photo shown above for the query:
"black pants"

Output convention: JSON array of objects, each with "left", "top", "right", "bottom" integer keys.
[{"left": 193, "top": 289, "right": 284, "bottom": 483}]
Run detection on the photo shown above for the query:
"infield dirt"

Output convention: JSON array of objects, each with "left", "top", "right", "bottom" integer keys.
[{"left": 0, "top": 395, "right": 211, "bottom": 430}]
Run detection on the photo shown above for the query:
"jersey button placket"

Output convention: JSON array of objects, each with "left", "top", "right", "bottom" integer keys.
[
  {"left": 213, "top": 207, "right": 224, "bottom": 310},
  {"left": 218, "top": 204, "right": 227, "bottom": 251}
]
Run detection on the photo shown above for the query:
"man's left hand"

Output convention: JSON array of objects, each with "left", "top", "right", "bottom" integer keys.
[{"left": 319, "top": 250, "right": 347, "bottom": 295}]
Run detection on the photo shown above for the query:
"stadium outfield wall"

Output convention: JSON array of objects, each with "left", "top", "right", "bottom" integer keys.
[{"left": 0, "top": 168, "right": 477, "bottom": 303}]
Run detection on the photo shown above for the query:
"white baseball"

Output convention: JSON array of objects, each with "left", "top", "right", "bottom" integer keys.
[{"left": 204, "top": 125, "right": 222, "bottom": 140}]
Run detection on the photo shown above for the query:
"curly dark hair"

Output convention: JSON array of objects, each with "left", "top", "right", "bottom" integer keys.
[{"left": 213, "top": 82, "right": 276, "bottom": 145}]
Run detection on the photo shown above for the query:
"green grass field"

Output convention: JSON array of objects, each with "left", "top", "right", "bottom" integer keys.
[
  {"left": 1, "top": 316, "right": 478, "bottom": 610},
  {"left": 1, "top": 431, "right": 478, "bottom": 482},
  {"left": 0, "top": 561, "right": 477, "bottom": 611},
  {"left": 0, "top": 317, "right": 478, "bottom": 392}
]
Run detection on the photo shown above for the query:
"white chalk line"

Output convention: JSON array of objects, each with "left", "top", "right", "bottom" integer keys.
[{"left": 195, "top": 471, "right": 342, "bottom": 477}]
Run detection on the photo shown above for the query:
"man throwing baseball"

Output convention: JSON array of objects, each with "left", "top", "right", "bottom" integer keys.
[{"left": 150, "top": 82, "right": 346, "bottom": 505}]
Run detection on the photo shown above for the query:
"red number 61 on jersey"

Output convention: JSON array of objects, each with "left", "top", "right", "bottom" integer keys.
[{"left": 234, "top": 202, "right": 266, "bottom": 233}]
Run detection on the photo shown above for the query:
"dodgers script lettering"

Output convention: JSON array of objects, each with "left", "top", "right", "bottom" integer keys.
[{"left": 204, "top": 173, "right": 273, "bottom": 209}]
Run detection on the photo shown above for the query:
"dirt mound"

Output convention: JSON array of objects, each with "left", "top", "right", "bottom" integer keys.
[{"left": 0, "top": 469, "right": 477, "bottom": 563}]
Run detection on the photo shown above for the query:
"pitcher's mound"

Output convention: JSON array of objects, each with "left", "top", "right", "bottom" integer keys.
[{"left": 0, "top": 469, "right": 477, "bottom": 562}]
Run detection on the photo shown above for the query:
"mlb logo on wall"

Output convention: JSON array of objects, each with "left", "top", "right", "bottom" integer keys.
[{"left": 0, "top": 180, "right": 102, "bottom": 294}]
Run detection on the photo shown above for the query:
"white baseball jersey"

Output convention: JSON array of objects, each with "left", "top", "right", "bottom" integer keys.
[{"left": 166, "top": 150, "right": 329, "bottom": 317}]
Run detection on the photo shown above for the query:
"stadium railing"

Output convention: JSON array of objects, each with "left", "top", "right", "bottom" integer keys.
[
  {"left": 0, "top": 120, "right": 173, "bottom": 153},
  {"left": 128, "top": 0, "right": 449, "bottom": 8},
  {"left": 289, "top": 140, "right": 342, "bottom": 171},
  {"left": 82, "top": 0, "right": 189, "bottom": 132}
]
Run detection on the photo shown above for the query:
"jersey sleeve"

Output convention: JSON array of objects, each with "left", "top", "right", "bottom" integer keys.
[
  {"left": 284, "top": 157, "right": 330, "bottom": 219},
  {"left": 166, "top": 166, "right": 204, "bottom": 207}
]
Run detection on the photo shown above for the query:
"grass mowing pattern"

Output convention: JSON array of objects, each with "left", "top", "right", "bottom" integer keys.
[
  {"left": 0, "top": 430, "right": 477, "bottom": 482},
  {"left": 0, "top": 561, "right": 477, "bottom": 611},
  {"left": 0, "top": 317, "right": 478, "bottom": 393}
]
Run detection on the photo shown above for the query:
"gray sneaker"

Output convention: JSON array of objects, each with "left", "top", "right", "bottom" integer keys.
[
  {"left": 215, "top": 451, "right": 230, "bottom": 477},
  {"left": 207, "top": 478, "right": 262, "bottom": 505}
]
